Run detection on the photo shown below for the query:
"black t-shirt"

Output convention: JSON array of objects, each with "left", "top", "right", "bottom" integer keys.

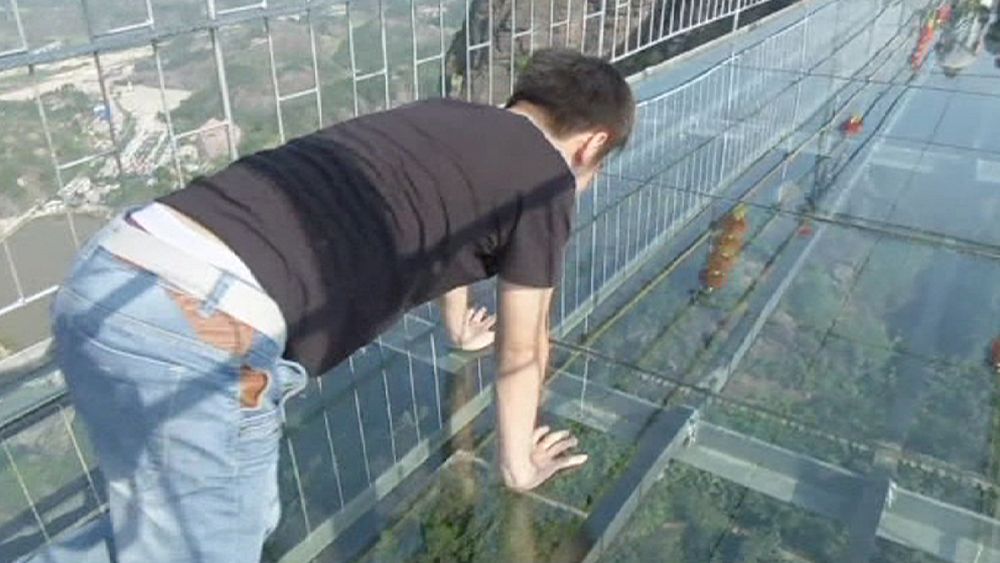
[{"left": 160, "top": 99, "right": 576, "bottom": 376}]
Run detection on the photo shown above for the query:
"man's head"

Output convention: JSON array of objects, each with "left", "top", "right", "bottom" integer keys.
[{"left": 505, "top": 49, "right": 635, "bottom": 190}]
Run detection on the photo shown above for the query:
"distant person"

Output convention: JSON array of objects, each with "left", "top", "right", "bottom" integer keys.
[{"left": 48, "top": 48, "right": 634, "bottom": 562}]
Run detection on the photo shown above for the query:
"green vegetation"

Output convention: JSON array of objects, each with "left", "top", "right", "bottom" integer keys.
[
  {"left": 602, "top": 463, "right": 942, "bottom": 563},
  {"left": 103, "top": 169, "right": 176, "bottom": 209},
  {"left": 362, "top": 462, "right": 584, "bottom": 562},
  {"left": 0, "top": 86, "right": 95, "bottom": 215}
]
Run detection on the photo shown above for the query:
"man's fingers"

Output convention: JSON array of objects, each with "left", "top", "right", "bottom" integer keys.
[
  {"left": 483, "top": 314, "right": 497, "bottom": 330},
  {"left": 472, "top": 307, "right": 487, "bottom": 324},
  {"left": 539, "top": 429, "right": 571, "bottom": 450},
  {"left": 546, "top": 436, "right": 579, "bottom": 458},
  {"left": 533, "top": 426, "right": 551, "bottom": 443},
  {"left": 558, "top": 454, "right": 588, "bottom": 470}
]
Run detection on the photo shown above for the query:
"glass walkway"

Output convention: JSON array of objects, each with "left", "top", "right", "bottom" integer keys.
[{"left": 1, "top": 0, "right": 999, "bottom": 560}]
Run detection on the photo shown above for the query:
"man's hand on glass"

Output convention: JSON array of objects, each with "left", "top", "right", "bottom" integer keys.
[
  {"left": 502, "top": 425, "right": 588, "bottom": 491},
  {"left": 451, "top": 306, "right": 497, "bottom": 351}
]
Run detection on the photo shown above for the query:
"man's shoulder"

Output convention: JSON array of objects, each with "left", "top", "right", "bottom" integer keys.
[
  {"left": 392, "top": 97, "right": 514, "bottom": 122},
  {"left": 316, "top": 98, "right": 513, "bottom": 136}
]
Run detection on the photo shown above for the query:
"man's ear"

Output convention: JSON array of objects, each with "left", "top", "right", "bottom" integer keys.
[{"left": 573, "top": 130, "right": 610, "bottom": 169}]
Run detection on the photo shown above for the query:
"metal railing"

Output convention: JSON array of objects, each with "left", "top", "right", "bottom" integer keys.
[
  {"left": 0, "top": 0, "right": 927, "bottom": 559},
  {"left": 0, "top": 0, "right": 790, "bottom": 355}
]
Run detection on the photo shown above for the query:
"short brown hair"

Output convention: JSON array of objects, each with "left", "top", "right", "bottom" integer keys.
[{"left": 506, "top": 49, "right": 635, "bottom": 158}]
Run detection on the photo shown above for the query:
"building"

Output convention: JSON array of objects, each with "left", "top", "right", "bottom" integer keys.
[{"left": 195, "top": 118, "right": 242, "bottom": 160}]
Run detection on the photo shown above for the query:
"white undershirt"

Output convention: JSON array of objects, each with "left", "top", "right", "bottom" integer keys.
[{"left": 131, "top": 202, "right": 260, "bottom": 287}]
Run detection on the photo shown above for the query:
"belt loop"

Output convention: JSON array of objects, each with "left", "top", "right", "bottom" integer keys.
[
  {"left": 274, "top": 360, "right": 309, "bottom": 424},
  {"left": 199, "top": 273, "right": 233, "bottom": 318}
]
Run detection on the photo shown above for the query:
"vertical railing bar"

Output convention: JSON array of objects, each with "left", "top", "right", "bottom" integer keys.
[
  {"left": 652, "top": 99, "right": 663, "bottom": 236},
  {"left": 205, "top": 0, "right": 239, "bottom": 161},
  {"left": 599, "top": 176, "right": 609, "bottom": 285},
  {"left": 3, "top": 440, "right": 49, "bottom": 541},
  {"left": 634, "top": 185, "right": 642, "bottom": 258},
  {"left": 563, "top": 0, "right": 572, "bottom": 47},
  {"left": 438, "top": 0, "right": 446, "bottom": 97},
  {"left": 668, "top": 0, "right": 677, "bottom": 35},
  {"left": 574, "top": 220, "right": 582, "bottom": 307},
  {"left": 143, "top": 0, "right": 156, "bottom": 31},
  {"left": 510, "top": 0, "right": 518, "bottom": 97},
  {"left": 59, "top": 406, "right": 102, "bottom": 508},
  {"left": 677, "top": 89, "right": 686, "bottom": 215},
  {"left": 376, "top": 336, "right": 399, "bottom": 463},
  {"left": 644, "top": 116, "right": 657, "bottom": 247},
  {"left": 153, "top": 42, "right": 185, "bottom": 188},
  {"left": 10, "top": 0, "right": 28, "bottom": 52},
  {"left": 464, "top": 0, "right": 472, "bottom": 100},
  {"left": 411, "top": 0, "right": 420, "bottom": 99},
  {"left": 314, "top": 378, "right": 347, "bottom": 507},
  {"left": 695, "top": 79, "right": 705, "bottom": 203},
  {"left": 597, "top": 0, "right": 607, "bottom": 56},
  {"left": 347, "top": 2, "right": 361, "bottom": 116},
  {"left": 404, "top": 342, "right": 422, "bottom": 443},
  {"left": 624, "top": 189, "right": 633, "bottom": 267},
  {"left": 657, "top": 0, "right": 667, "bottom": 39},
  {"left": 624, "top": 0, "right": 632, "bottom": 54},
  {"left": 633, "top": 0, "right": 643, "bottom": 53},
  {"left": 66, "top": 211, "right": 81, "bottom": 249},
  {"left": 307, "top": 11, "right": 324, "bottom": 126},
  {"left": 264, "top": 18, "right": 287, "bottom": 143},
  {"left": 29, "top": 65, "right": 67, "bottom": 196},
  {"left": 560, "top": 244, "right": 567, "bottom": 323},
  {"left": 613, "top": 195, "right": 622, "bottom": 275},
  {"left": 549, "top": 0, "right": 557, "bottom": 46},
  {"left": 663, "top": 97, "right": 674, "bottom": 233},
  {"left": 587, "top": 180, "right": 598, "bottom": 330},
  {"left": 3, "top": 239, "right": 25, "bottom": 302},
  {"left": 627, "top": 185, "right": 637, "bottom": 263},
  {"left": 646, "top": 0, "right": 655, "bottom": 44},
  {"left": 352, "top": 384, "right": 374, "bottom": 484},
  {"left": 375, "top": 337, "right": 399, "bottom": 463},
  {"left": 642, "top": 177, "right": 652, "bottom": 250},
  {"left": 285, "top": 439, "right": 313, "bottom": 532},
  {"left": 610, "top": 2, "right": 620, "bottom": 60},
  {"left": 92, "top": 53, "right": 126, "bottom": 182},
  {"left": 429, "top": 332, "right": 444, "bottom": 428},
  {"left": 487, "top": 0, "right": 494, "bottom": 104},
  {"left": 378, "top": 0, "right": 391, "bottom": 108},
  {"left": 528, "top": 0, "right": 535, "bottom": 53}
]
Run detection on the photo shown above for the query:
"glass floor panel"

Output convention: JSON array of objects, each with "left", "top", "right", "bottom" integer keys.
[
  {"left": 602, "top": 464, "right": 856, "bottom": 563},
  {"left": 359, "top": 460, "right": 585, "bottom": 563}
]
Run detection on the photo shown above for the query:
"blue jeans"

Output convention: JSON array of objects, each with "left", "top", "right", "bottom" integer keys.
[{"left": 44, "top": 215, "right": 307, "bottom": 562}]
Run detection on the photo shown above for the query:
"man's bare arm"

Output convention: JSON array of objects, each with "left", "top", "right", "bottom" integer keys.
[
  {"left": 496, "top": 280, "right": 586, "bottom": 491},
  {"left": 439, "top": 285, "right": 496, "bottom": 351}
]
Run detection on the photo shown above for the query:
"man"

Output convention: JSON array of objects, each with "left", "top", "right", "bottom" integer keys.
[{"left": 50, "top": 48, "right": 634, "bottom": 561}]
